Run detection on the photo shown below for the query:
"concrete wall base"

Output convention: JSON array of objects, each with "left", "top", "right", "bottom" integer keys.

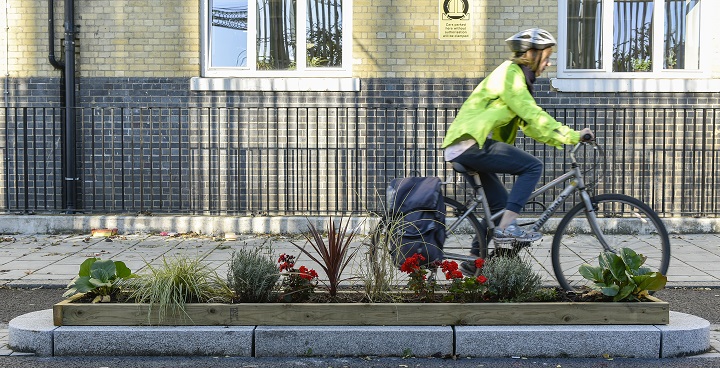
[{"left": 1, "top": 214, "right": 720, "bottom": 235}]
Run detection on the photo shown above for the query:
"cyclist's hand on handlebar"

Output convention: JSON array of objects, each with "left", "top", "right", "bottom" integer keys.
[{"left": 579, "top": 128, "right": 594, "bottom": 142}]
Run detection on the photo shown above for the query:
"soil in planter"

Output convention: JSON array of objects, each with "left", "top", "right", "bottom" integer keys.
[
  {"left": 302, "top": 287, "right": 614, "bottom": 303},
  {"left": 70, "top": 286, "right": 620, "bottom": 304}
]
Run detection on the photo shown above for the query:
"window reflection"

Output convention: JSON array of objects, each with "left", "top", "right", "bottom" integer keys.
[
  {"left": 664, "top": 0, "right": 700, "bottom": 70},
  {"left": 306, "top": 0, "right": 343, "bottom": 68},
  {"left": 564, "top": 0, "right": 702, "bottom": 73},
  {"left": 257, "top": 0, "right": 296, "bottom": 70},
  {"left": 211, "top": 0, "right": 249, "bottom": 68},
  {"left": 566, "top": 0, "right": 602, "bottom": 69},
  {"left": 211, "top": 0, "right": 344, "bottom": 71},
  {"left": 613, "top": 0, "right": 654, "bottom": 72}
]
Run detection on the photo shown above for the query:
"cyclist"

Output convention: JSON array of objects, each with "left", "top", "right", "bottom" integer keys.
[{"left": 441, "top": 28, "right": 593, "bottom": 274}]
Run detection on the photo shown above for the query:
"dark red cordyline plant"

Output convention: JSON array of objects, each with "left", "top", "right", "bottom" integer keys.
[{"left": 291, "top": 217, "right": 360, "bottom": 297}]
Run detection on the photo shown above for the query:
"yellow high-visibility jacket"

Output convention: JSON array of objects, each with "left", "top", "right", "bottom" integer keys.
[{"left": 441, "top": 61, "right": 580, "bottom": 149}]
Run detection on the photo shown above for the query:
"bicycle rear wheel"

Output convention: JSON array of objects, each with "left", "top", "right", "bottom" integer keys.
[
  {"left": 551, "top": 193, "right": 671, "bottom": 291},
  {"left": 442, "top": 197, "right": 488, "bottom": 259}
]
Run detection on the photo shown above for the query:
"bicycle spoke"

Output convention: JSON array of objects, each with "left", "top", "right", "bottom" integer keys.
[{"left": 552, "top": 194, "right": 670, "bottom": 291}]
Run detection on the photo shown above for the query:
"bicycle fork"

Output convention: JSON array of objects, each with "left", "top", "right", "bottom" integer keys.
[{"left": 578, "top": 189, "right": 615, "bottom": 252}]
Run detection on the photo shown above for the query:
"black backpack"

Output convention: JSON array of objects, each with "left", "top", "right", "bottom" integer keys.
[{"left": 386, "top": 177, "right": 446, "bottom": 267}]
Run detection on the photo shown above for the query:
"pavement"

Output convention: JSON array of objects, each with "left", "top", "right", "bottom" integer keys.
[
  {"left": 0, "top": 231, "right": 718, "bottom": 289},
  {"left": 0, "top": 230, "right": 718, "bottom": 358}
]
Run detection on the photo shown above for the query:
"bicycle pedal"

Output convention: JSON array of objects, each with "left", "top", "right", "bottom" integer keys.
[{"left": 492, "top": 237, "right": 515, "bottom": 244}]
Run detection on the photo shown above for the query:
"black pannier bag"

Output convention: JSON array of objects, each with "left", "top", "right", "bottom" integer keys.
[{"left": 386, "top": 177, "right": 446, "bottom": 267}]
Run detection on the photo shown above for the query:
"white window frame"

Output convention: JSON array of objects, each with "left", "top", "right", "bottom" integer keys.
[
  {"left": 193, "top": 0, "right": 359, "bottom": 91},
  {"left": 553, "top": 0, "right": 720, "bottom": 92}
]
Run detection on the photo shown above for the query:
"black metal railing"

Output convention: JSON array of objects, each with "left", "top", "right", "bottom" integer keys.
[{"left": 2, "top": 106, "right": 718, "bottom": 217}]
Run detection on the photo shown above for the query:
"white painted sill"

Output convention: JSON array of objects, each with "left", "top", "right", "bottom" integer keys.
[
  {"left": 190, "top": 77, "right": 361, "bottom": 92},
  {"left": 551, "top": 78, "right": 720, "bottom": 93}
]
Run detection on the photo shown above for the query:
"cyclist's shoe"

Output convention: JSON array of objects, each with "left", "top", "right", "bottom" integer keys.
[
  {"left": 459, "top": 261, "right": 477, "bottom": 277},
  {"left": 493, "top": 224, "right": 542, "bottom": 243}
]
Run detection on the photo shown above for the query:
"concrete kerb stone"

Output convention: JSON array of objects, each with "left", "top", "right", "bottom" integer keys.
[
  {"left": 6, "top": 280, "right": 68, "bottom": 289},
  {"left": 7, "top": 309, "right": 713, "bottom": 358},
  {"left": 659, "top": 311, "right": 712, "bottom": 358},
  {"left": 455, "top": 325, "right": 661, "bottom": 358},
  {"left": 7, "top": 309, "right": 56, "bottom": 357},
  {"left": 254, "top": 325, "right": 453, "bottom": 358},
  {"left": 53, "top": 325, "right": 255, "bottom": 356}
]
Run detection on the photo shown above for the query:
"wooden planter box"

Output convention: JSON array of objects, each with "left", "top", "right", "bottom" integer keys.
[{"left": 53, "top": 297, "right": 669, "bottom": 326}]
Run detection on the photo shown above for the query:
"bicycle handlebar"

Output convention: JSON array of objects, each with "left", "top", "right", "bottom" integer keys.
[{"left": 570, "top": 137, "right": 600, "bottom": 165}]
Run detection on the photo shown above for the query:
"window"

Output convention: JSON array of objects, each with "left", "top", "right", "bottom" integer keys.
[
  {"left": 555, "top": 0, "right": 719, "bottom": 92},
  {"left": 196, "top": 0, "right": 357, "bottom": 91}
]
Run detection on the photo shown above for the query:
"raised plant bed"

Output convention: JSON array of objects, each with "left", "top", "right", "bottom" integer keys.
[{"left": 53, "top": 296, "right": 669, "bottom": 326}]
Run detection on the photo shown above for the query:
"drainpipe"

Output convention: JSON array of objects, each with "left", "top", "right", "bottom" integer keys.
[
  {"left": 49, "top": 0, "right": 77, "bottom": 212},
  {"left": 62, "top": 0, "right": 77, "bottom": 212},
  {"left": 5, "top": 0, "right": 10, "bottom": 106},
  {"left": 48, "top": 0, "right": 63, "bottom": 70}
]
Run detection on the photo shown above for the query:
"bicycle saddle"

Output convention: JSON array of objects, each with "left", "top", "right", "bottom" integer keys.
[
  {"left": 451, "top": 162, "right": 483, "bottom": 189},
  {"left": 451, "top": 162, "right": 477, "bottom": 175}
]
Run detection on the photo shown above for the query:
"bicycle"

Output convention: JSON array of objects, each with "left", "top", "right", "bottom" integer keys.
[{"left": 371, "top": 139, "right": 671, "bottom": 291}]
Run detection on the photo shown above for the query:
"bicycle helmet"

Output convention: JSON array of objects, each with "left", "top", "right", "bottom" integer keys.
[{"left": 506, "top": 28, "right": 556, "bottom": 53}]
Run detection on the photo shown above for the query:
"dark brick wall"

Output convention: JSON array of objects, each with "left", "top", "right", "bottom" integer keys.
[
  {"left": 1, "top": 76, "right": 719, "bottom": 216},
  {"left": 4, "top": 76, "right": 720, "bottom": 108}
]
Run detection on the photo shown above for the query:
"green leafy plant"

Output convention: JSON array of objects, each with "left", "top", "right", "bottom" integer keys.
[
  {"left": 227, "top": 245, "right": 280, "bottom": 302},
  {"left": 532, "top": 287, "right": 560, "bottom": 302},
  {"left": 277, "top": 253, "right": 319, "bottom": 302},
  {"left": 579, "top": 248, "right": 667, "bottom": 301},
  {"left": 480, "top": 256, "right": 543, "bottom": 302},
  {"left": 126, "top": 256, "right": 234, "bottom": 323},
  {"left": 63, "top": 257, "right": 134, "bottom": 303},
  {"left": 441, "top": 259, "right": 488, "bottom": 302},
  {"left": 291, "top": 217, "right": 361, "bottom": 298},
  {"left": 631, "top": 58, "right": 652, "bottom": 71}
]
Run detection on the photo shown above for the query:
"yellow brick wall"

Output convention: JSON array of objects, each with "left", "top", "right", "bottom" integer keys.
[
  {"left": 0, "top": 0, "right": 199, "bottom": 78},
  {"left": 76, "top": 0, "right": 199, "bottom": 77},
  {"left": 2, "top": 1, "right": 50, "bottom": 77},
  {"left": 2, "top": 0, "right": 716, "bottom": 80},
  {"left": 352, "top": 0, "right": 559, "bottom": 79}
]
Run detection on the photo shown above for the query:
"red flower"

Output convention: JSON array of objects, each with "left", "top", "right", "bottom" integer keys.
[
  {"left": 278, "top": 253, "right": 296, "bottom": 271},
  {"left": 476, "top": 275, "right": 488, "bottom": 284},
  {"left": 474, "top": 258, "right": 485, "bottom": 269},
  {"left": 440, "top": 260, "right": 458, "bottom": 273},
  {"left": 440, "top": 260, "right": 463, "bottom": 280},
  {"left": 400, "top": 253, "right": 425, "bottom": 273},
  {"left": 298, "top": 265, "right": 318, "bottom": 280}
]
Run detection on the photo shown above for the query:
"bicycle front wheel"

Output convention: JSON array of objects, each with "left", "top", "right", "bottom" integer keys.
[{"left": 551, "top": 193, "right": 671, "bottom": 291}]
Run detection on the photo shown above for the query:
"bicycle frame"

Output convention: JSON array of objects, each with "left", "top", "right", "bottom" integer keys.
[{"left": 449, "top": 142, "right": 612, "bottom": 252}]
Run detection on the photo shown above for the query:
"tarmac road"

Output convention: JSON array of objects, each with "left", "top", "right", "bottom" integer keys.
[{"left": 0, "top": 286, "right": 718, "bottom": 368}]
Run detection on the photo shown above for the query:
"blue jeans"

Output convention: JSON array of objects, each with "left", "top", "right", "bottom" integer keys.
[{"left": 450, "top": 139, "right": 543, "bottom": 215}]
